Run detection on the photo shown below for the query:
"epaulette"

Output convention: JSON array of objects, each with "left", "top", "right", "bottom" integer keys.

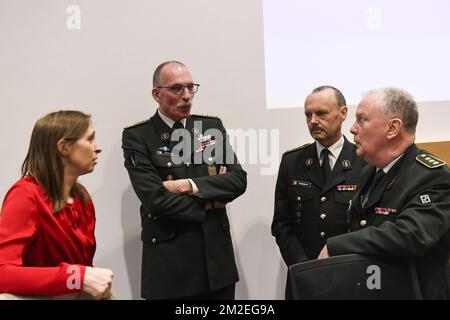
[
  {"left": 191, "top": 114, "right": 219, "bottom": 119},
  {"left": 124, "top": 118, "right": 151, "bottom": 129},
  {"left": 284, "top": 143, "right": 311, "bottom": 154},
  {"left": 416, "top": 153, "right": 446, "bottom": 169}
]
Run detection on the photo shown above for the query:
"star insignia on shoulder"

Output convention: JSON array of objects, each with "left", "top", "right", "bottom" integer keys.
[
  {"left": 284, "top": 143, "right": 311, "bottom": 154},
  {"left": 124, "top": 118, "right": 151, "bottom": 129},
  {"left": 416, "top": 153, "right": 446, "bottom": 169}
]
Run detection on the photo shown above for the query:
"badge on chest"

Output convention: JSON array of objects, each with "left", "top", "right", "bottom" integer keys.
[{"left": 292, "top": 180, "right": 311, "bottom": 188}]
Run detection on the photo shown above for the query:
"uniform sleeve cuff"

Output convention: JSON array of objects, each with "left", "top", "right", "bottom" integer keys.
[{"left": 188, "top": 179, "right": 203, "bottom": 198}]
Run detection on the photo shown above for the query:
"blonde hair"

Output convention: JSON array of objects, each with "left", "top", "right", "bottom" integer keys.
[{"left": 21, "top": 110, "right": 91, "bottom": 213}]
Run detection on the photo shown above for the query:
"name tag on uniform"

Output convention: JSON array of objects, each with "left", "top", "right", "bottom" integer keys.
[
  {"left": 292, "top": 180, "right": 311, "bottom": 188},
  {"left": 337, "top": 185, "right": 358, "bottom": 191},
  {"left": 374, "top": 207, "right": 397, "bottom": 215}
]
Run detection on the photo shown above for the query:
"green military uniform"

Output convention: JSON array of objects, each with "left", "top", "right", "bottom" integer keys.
[
  {"left": 327, "top": 144, "right": 450, "bottom": 299},
  {"left": 272, "top": 137, "right": 366, "bottom": 266},
  {"left": 122, "top": 111, "right": 247, "bottom": 299}
]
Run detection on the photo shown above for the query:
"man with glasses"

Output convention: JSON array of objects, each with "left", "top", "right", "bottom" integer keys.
[
  {"left": 122, "top": 61, "right": 247, "bottom": 300},
  {"left": 272, "top": 86, "right": 366, "bottom": 299}
]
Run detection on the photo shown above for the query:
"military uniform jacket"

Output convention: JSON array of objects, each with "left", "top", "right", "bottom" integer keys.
[
  {"left": 122, "top": 111, "right": 247, "bottom": 299},
  {"left": 272, "top": 137, "right": 366, "bottom": 266},
  {"left": 328, "top": 144, "right": 450, "bottom": 299}
]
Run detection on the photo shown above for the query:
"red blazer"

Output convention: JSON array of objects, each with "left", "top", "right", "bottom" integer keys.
[{"left": 0, "top": 176, "right": 96, "bottom": 296}]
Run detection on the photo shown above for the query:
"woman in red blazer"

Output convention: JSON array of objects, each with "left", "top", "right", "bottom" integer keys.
[{"left": 0, "top": 110, "right": 113, "bottom": 299}]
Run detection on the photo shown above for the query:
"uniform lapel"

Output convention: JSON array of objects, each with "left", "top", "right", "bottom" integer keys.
[
  {"left": 353, "top": 166, "right": 374, "bottom": 213},
  {"left": 304, "top": 143, "right": 322, "bottom": 188},
  {"left": 363, "top": 169, "right": 391, "bottom": 209},
  {"left": 363, "top": 144, "right": 418, "bottom": 209},
  {"left": 152, "top": 111, "right": 172, "bottom": 146}
]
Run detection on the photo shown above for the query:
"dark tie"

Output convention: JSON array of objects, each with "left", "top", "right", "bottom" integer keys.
[
  {"left": 172, "top": 121, "right": 184, "bottom": 130},
  {"left": 171, "top": 121, "right": 185, "bottom": 157},
  {"left": 362, "top": 169, "right": 385, "bottom": 208},
  {"left": 321, "top": 149, "right": 331, "bottom": 183}
]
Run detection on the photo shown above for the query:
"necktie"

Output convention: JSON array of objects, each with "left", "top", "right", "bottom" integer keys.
[
  {"left": 171, "top": 121, "right": 185, "bottom": 157},
  {"left": 362, "top": 169, "right": 385, "bottom": 208},
  {"left": 172, "top": 121, "right": 184, "bottom": 130},
  {"left": 321, "top": 149, "right": 331, "bottom": 183}
]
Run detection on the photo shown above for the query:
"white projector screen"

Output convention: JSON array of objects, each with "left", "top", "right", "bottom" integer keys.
[{"left": 263, "top": 0, "right": 450, "bottom": 108}]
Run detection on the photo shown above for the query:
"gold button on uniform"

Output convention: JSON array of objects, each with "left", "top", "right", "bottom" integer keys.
[
  {"left": 320, "top": 196, "right": 327, "bottom": 203},
  {"left": 360, "top": 220, "right": 367, "bottom": 227},
  {"left": 152, "top": 238, "right": 157, "bottom": 244},
  {"left": 320, "top": 232, "right": 326, "bottom": 238},
  {"left": 167, "top": 162, "right": 172, "bottom": 167},
  {"left": 147, "top": 213, "right": 152, "bottom": 218},
  {"left": 320, "top": 213, "right": 326, "bottom": 220},
  {"left": 297, "top": 196, "right": 301, "bottom": 201}
]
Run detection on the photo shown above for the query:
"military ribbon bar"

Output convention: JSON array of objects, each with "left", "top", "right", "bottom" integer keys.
[
  {"left": 374, "top": 207, "right": 397, "bottom": 215},
  {"left": 337, "top": 185, "right": 357, "bottom": 191}
]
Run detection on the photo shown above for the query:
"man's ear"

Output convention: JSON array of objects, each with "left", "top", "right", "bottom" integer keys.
[
  {"left": 57, "top": 139, "right": 69, "bottom": 156},
  {"left": 339, "top": 106, "right": 348, "bottom": 122},
  {"left": 152, "top": 88, "right": 161, "bottom": 104},
  {"left": 387, "top": 118, "right": 402, "bottom": 139}
]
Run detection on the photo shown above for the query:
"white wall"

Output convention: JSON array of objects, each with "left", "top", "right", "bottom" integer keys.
[{"left": 1, "top": 0, "right": 449, "bottom": 299}]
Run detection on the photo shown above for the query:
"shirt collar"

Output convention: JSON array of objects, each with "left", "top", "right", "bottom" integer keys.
[
  {"left": 380, "top": 154, "right": 404, "bottom": 173},
  {"left": 158, "top": 109, "right": 187, "bottom": 128},
  {"left": 316, "top": 134, "right": 345, "bottom": 160}
]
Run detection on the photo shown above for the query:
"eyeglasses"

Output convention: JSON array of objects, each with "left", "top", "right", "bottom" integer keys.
[{"left": 157, "top": 83, "right": 200, "bottom": 95}]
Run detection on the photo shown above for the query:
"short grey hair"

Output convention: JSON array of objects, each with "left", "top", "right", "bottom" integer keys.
[{"left": 366, "top": 87, "right": 419, "bottom": 134}]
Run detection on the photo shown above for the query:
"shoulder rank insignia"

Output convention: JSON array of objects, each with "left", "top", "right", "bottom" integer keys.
[
  {"left": 124, "top": 118, "right": 151, "bottom": 129},
  {"left": 191, "top": 114, "right": 219, "bottom": 119},
  {"left": 284, "top": 143, "right": 311, "bottom": 154},
  {"left": 416, "top": 153, "right": 446, "bottom": 169}
]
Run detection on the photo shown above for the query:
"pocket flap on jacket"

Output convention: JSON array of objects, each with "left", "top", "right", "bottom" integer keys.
[
  {"left": 335, "top": 191, "right": 355, "bottom": 205},
  {"left": 288, "top": 186, "right": 313, "bottom": 201},
  {"left": 141, "top": 220, "right": 176, "bottom": 244},
  {"left": 150, "top": 155, "right": 185, "bottom": 168}
]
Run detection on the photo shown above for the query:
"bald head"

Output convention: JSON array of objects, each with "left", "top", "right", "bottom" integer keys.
[
  {"left": 309, "top": 85, "right": 347, "bottom": 109},
  {"left": 153, "top": 61, "right": 187, "bottom": 87}
]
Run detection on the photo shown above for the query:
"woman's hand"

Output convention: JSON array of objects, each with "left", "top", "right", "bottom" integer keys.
[{"left": 82, "top": 267, "right": 114, "bottom": 300}]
